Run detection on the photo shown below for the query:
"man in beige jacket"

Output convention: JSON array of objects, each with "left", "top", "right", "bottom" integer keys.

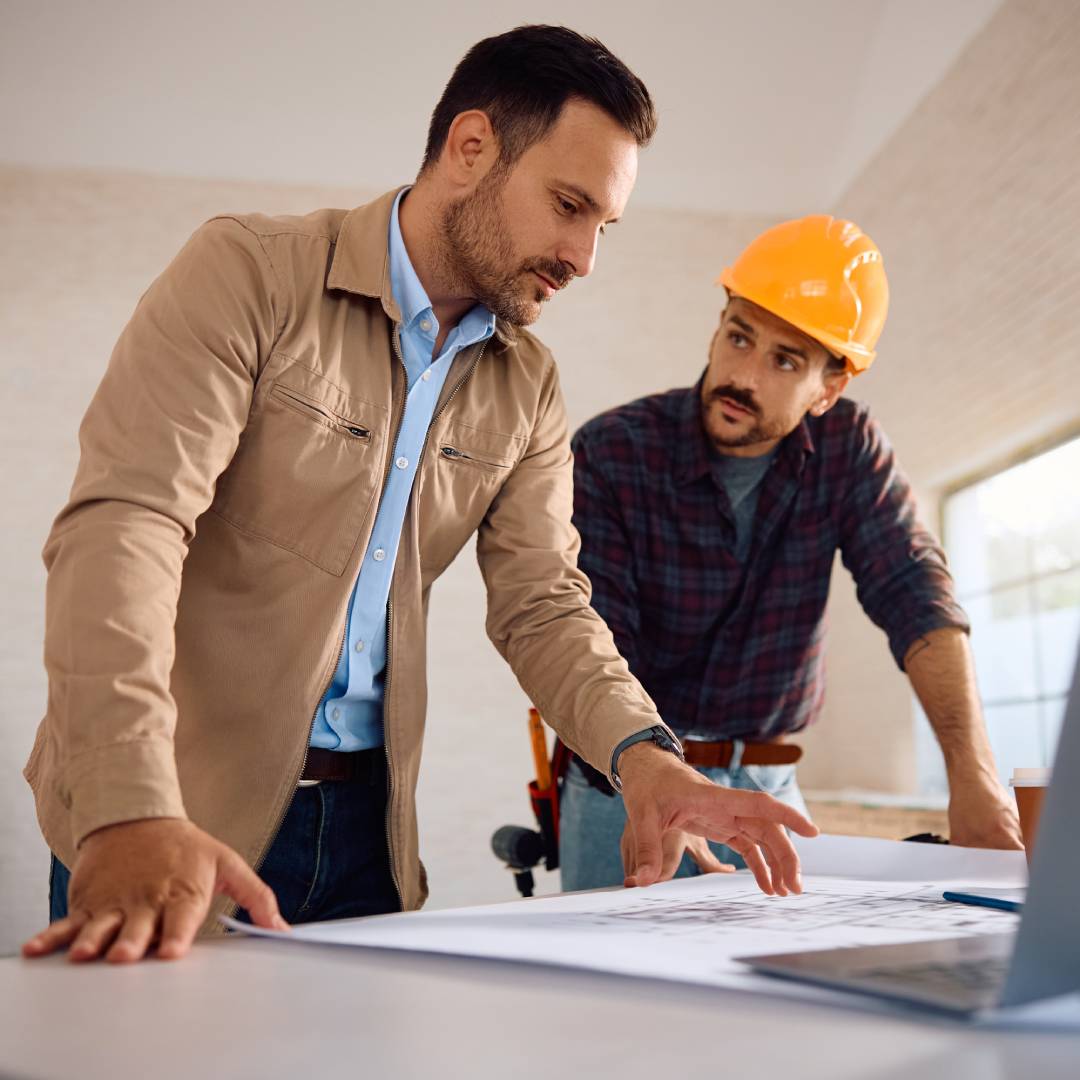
[{"left": 24, "top": 25, "right": 816, "bottom": 965}]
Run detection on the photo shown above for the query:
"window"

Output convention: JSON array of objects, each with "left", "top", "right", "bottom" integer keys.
[{"left": 929, "top": 434, "right": 1080, "bottom": 789}]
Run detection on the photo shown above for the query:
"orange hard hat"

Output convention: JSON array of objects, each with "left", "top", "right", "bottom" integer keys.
[{"left": 717, "top": 216, "right": 889, "bottom": 375}]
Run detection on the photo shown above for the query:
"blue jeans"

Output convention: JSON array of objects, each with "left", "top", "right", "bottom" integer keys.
[
  {"left": 558, "top": 751, "right": 808, "bottom": 892},
  {"left": 49, "top": 758, "right": 400, "bottom": 925}
]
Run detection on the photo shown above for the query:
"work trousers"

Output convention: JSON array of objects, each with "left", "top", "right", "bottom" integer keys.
[
  {"left": 558, "top": 755, "right": 807, "bottom": 892},
  {"left": 49, "top": 755, "right": 400, "bottom": 926}
]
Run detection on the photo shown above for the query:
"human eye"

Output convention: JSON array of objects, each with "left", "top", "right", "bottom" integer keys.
[
  {"left": 556, "top": 195, "right": 578, "bottom": 216},
  {"left": 776, "top": 353, "right": 798, "bottom": 372},
  {"left": 728, "top": 331, "right": 748, "bottom": 347}
]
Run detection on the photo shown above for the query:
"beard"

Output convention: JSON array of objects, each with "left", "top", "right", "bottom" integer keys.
[
  {"left": 437, "top": 169, "right": 572, "bottom": 327},
  {"left": 701, "top": 382, "right": 788, "bottom": 448}
]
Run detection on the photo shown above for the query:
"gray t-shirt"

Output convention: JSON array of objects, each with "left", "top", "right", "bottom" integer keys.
[{"left": 712, "top": 447, "right": 777, "bottom": 562}]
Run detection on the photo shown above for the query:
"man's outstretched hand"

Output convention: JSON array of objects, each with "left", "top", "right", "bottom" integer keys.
[
  {"left": 617, "top": 742, "right": 819, "bottom": 895},
  {"left": 22, "top": 818, "right": 288, "bottom": 964}
]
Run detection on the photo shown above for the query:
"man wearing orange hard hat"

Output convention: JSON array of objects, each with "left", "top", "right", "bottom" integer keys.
[{"left": 560, "top": 216, "right": 1024, "bottom": 889}]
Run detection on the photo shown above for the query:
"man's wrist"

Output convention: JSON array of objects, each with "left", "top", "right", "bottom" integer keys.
[
  {"left": 610, "top": 726, "right": 683, "bottom": 791},
  {"left": 941, "top": 746, "right": 999, "bottom": 785}
]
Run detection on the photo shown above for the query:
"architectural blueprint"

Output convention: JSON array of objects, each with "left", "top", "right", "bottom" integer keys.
[
  {"left": 227, "top": 836, "right": 1029, "bottom": 995},
  {"left": 226, "top": 835, "right": 1080, "bottom": 1026}
]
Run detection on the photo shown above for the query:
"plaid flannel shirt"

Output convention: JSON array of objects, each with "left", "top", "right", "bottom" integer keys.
[{"left": 572, "top": 379, "right": 969, "bottom": 741}]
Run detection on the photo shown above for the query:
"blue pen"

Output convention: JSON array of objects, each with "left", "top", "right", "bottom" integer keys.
[{"left": 942, "top": 888, "right": 1025, "bottom": 913}]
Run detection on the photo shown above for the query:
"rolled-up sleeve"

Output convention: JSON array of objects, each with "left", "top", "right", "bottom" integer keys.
[{"left": 838, "top": 409, "right": 970, "bottom": 670}]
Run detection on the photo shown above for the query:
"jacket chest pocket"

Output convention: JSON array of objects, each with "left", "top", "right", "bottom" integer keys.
[
  {"left": 212, "top": 371, "right": 387, "bottom": 575},
  {"left": 417, "top": 420, "right": 525, "bottom": 580}
]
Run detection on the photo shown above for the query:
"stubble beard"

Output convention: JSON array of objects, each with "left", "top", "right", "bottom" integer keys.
[
  {"left": 701, "top": 385, "right": 787, "bottom": 450},
  {"left": 437, "top": 169, "right": 570, "bottom": 327}
]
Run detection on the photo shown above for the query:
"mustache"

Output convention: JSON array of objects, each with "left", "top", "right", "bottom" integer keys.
[
  {"left": 709, "top": 383, "right": 761, "bottom": 416},
  {"left": 525, "top": 258, "right": 574, "bottom": 290}
]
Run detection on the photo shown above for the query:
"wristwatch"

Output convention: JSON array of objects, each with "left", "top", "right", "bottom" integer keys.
[{"left": 610, "top": 725, "right": 684, "bottom": 792}]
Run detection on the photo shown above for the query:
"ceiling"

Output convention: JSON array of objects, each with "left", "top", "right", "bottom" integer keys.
[{"left": 0, "top": 0, "right": 1002, "bottom": 216}]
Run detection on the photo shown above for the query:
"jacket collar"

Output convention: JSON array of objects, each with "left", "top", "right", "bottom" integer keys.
[
  {"left": 674, "top": 373, "right": 816, "bottom": 487},
  {"left": 327, "top": 187, "right": 516, "bottom": 350}
]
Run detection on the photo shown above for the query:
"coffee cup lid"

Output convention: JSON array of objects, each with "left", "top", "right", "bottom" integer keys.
[{"left": 1010, "top": 766, "right": 1051, "bottom": 786}]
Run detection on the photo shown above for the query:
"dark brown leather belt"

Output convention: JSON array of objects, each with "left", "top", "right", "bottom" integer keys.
[
  {"left": 299, "top": 746, "right": 385, "bottom": 784},
  {"left": 682, "top": 739, "right": 802, "bottom": 769}
]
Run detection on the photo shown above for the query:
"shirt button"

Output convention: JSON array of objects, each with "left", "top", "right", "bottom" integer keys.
[
  {"left": 331, "top": 708, "right": 341, "bottom": 721},
  {"left": 422, "top": 371, "right": 431, "bottom": 382},
  {"left": 419, "top": 318, "right": 432, "bottom": 332},
  {"left": 396, "top": 456, "right": 409, "bottom": 470},
  {"left": 373, "top": 548, "right": 386, "bottom": 562},
  {"left": 355, "top": 639, "right": 364, "bottom": 653}
]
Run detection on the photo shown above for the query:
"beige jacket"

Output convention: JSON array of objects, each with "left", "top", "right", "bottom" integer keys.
[{"left": 25, "top": 188, "right": 667, "bottom": 921}]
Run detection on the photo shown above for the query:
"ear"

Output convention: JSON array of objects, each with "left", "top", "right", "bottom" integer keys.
[
  {"left": 809, "top": 371, "right": 851, "bottom": 417},
  {"left": 440, "top": 109, "right": 500, "bottom": 192}
]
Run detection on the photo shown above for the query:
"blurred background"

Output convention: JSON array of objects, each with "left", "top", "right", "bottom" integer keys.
[{"left": 2, "top": 0, "right": 1078, "bottom": 952}]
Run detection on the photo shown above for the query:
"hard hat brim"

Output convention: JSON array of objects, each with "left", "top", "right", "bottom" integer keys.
[{"left": 717, "top": 269, "right": 876, "bottom": 375}]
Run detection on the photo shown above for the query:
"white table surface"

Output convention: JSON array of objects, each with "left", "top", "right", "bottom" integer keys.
[{"left": 1, "top": 935, "right": 1077, "bottom": 1080}]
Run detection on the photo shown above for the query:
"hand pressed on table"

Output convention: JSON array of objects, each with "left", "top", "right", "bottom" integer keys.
[{"left": 22, "top": 818, "right": 288, "bottom": 964}]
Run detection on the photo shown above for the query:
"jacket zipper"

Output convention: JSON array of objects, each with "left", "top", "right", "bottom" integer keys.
[
  {"left": 242, "top": 333, "right": 411, "bottom": 917},
  {"left": 382, "top": 335, "right": 489, "bottom": 908},
  {"left": 251, "top": 329, "right": 491, "bottom": 919},
  {"left": 380, "top": 325, "right": 410, "bottom": 911},
  {"left": 240, "top": 622, "right": 347, "bottom": 917},
  {"left": 272, "top": 384, "right": 371, "bottom": 440},
  {"left": 440, "top": 446, "right": 510, "bottom": 468}
]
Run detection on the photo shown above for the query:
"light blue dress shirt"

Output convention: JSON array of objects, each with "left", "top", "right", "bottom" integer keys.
[{"left": 310, "top": 189, "right": 496, "bottom": 751}]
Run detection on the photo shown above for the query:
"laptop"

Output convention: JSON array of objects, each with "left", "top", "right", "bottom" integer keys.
[{"left": 736, "top": 647, "right": 1080, "bottom": 1015}]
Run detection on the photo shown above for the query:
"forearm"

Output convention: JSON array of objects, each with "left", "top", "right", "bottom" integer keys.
[{"left": 904, "top": 627, "right": 995, "bottom": 779}]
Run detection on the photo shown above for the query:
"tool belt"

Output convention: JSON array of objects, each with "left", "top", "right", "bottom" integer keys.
[
  {"left": 299, "top": 746, "right": 386, "bottom": 785},
  {"left": 574, "top": 737, "right": 802, "bottom": 797}
]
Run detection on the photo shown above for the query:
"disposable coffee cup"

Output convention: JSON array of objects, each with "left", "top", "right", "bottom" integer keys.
[{"left": 1010, "top": 767, "right": 1051, "bottom": 863}]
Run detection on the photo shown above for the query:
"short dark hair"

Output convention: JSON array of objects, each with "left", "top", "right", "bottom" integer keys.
[{"left": 421, "top": 25, "right": 657, "bottom": 173}]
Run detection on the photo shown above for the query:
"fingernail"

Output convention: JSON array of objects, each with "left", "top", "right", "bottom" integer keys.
[{"left": 273, "top": 916, "right": 290, "bottom": 931}]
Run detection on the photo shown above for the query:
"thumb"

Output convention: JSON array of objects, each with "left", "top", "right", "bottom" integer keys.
[
  {"left": 625, "top": 808, "right": 663, "bottom": 887},
  {"left": 215, "top": 847, "right": 289, "bottom": 931}
]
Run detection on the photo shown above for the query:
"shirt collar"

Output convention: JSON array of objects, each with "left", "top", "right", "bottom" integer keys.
[
  {"left": 674, "top": 380, "right": 714, "bottom": 487},
  {"left": 388, "top": 188, "right": 496, "bottom": 347},
  {"left": 675, "top": 373, "right": 816, "bottom": 487}
]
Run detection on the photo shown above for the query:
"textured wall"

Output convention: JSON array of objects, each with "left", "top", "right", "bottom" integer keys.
[{"left": 797, "top": 0, "right": 1080, "bottom": 792}]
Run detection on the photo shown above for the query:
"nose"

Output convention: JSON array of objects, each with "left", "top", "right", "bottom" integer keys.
[
  {"left": 558, "top": 223, "right": 600, "bottom": 280},
  {"left": 717, "top": 338, "right": 762, "bottom": 391}
]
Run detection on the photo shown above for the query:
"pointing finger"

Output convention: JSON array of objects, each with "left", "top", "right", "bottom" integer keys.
[
  {"left": 726, "top": 838, "right": 775, "bottom": 896},
  {"left": 754, "top": 822, "right": 803, "bottom": 894}
]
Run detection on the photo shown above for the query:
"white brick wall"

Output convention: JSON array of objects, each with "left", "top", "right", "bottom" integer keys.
[{"left": 798, "top": 0, "right": 1080, "bottom": 792}]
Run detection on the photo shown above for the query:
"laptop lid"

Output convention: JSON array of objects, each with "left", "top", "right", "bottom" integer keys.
[
  {"left": 1000, "top": 645, "right": 1080, "bottom": 1005},
  {"left": 738, "top": 646, "right": 1080, "bottom": 1012}
]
